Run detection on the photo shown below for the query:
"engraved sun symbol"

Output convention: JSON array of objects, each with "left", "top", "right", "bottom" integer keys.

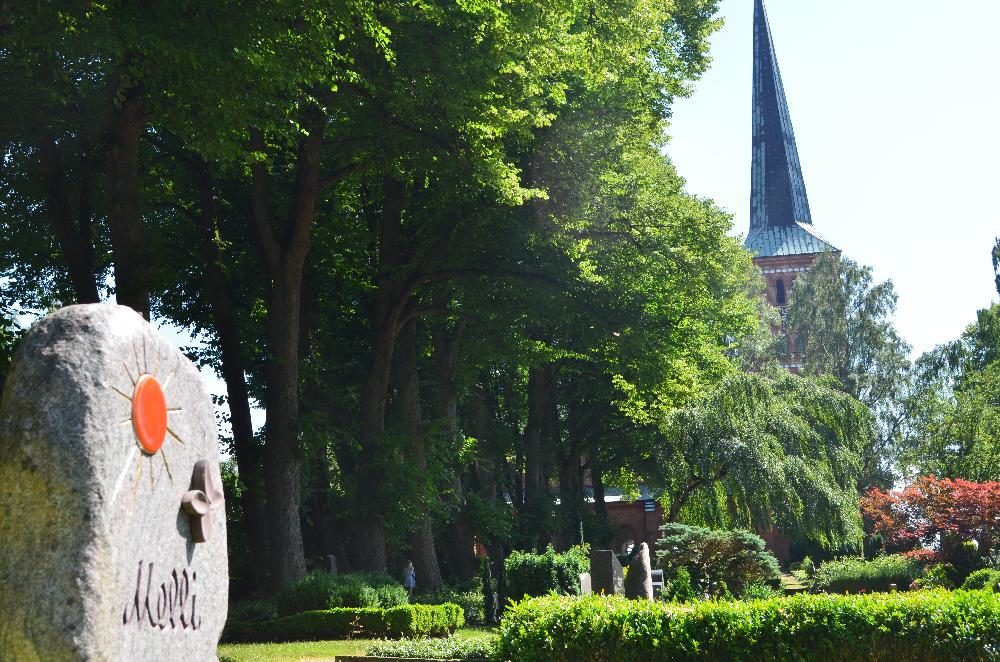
[{"left": 110, "top": 336, "right": 185, "bottom": 504}]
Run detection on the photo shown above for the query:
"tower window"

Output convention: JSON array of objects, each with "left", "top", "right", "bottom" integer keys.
[{"left": 775, "top": 279, "right": 787, "bottom": 306}]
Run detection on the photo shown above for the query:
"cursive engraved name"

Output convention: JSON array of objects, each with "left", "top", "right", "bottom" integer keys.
[{"left": 122, "top": 561, "right": 201, "bottom": 630}]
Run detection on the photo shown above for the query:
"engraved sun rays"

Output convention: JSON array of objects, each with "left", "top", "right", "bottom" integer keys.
[{"left": 110, "top": 335, "right": 186, "bottom": 506}]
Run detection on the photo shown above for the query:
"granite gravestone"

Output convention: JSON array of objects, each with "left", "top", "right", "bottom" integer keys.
[
  {"left": 579, "top": 572, "right": 592, "bottom": 596},
  {"left": 589, "top": 550, "right": 624, "bottom": 596},
  {"left": 623, "top": 542, "right": 653, "bottom": 600},
  {"left": 0, "top": 305, "right": 228, "bottom": 661}
]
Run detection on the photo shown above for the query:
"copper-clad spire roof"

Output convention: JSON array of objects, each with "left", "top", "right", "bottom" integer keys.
[{"left": 745, "top": 0, "right": 838, "bottom": 257}]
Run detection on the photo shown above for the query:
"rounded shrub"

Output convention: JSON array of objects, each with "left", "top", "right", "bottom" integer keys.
[
  {"left": 962, "top": 568, "right": 1000, "bottom": 591},
  {"left": 655, "top": 524, "right": 780, "bottom": 597},
  {"left": 505, "top": 545, "right": 589, "bottom": 600},
  {"left": 662, "top": 567, "right": 697, "bottom": 603},
  {"left": 275, "top": 571, "right": 407, "bottom": 616},
  {"left": 227, "top": 598, "right": 277, "bottom": 623},
  {"left": 913, "top": 563, "right": 956, "bottom": 590},
  {"left": 800, "top": 555, "right": 815, "bottom": 577}
]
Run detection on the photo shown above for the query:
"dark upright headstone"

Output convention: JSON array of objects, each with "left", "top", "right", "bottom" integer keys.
[
  {"left": 651, "top": 569, "right": 665, "bottom": 597},
  {"left": 589, "top": 550, "right": 624, "bottom": 596}
]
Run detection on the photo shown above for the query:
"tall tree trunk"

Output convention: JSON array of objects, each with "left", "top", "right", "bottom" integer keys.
[
  {"left": 396, "top": 320, "right": 443, "bottom": 591},
  {"left": 38, "top": 138, "right": 99, "bottom": 303},
  {"left": 105, "top": 81, "right": 150, "bottom": 318},
  {"left": 522, "top": 364, "right": 553, "bottom": 551},
  {"left": 262, "top": 270, "right": 307, "bottom": 586},
  {"left": 194, "top": 162, "right": 270, "bottom": 591},
  {"left": 559, "top": 446, "right": 583, "bottom": 549},
  {"left": 249, "top": 117, "right": 330, "bottom": 588},
  {"left": 470, "top": 386, "right": 507, "bottom": 621},
  {"left": 431, "top": 303, "right": 476, "bottom": 581},
  {"left": 489, "top": 540, "right": 508, "bottom": 621},
  {"left": 354, "top": 177, "right": 408, "bottom": 571},
  {"left": 592, "top": 465, "right": 611, "bottom": 547},
  {"left": 469, "top": 388, "right": 499, "bottom": 506},
  {"left": 299, "top": 272, "right": 345, "bottom": 567}
]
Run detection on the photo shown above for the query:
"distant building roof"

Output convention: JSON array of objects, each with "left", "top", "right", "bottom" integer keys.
[
  {"left": 582, "top": 484, "right": 659, "bottom": 504},
  {"left": 745, "top": 222, "right": 839, "bottom": 258}
]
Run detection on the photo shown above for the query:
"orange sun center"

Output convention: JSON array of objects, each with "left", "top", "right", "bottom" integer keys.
[{"left": 132, "top": 374, "right": 168, "bottom": 454}]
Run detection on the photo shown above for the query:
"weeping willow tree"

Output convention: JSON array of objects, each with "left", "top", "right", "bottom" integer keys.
[{"left": 648, "top": 372, "right": 872, "bottom": 552}]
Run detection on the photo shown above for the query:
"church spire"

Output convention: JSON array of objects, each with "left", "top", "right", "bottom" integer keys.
[{"left": 746, "top": 0, "right": 837, "bottom": 257}]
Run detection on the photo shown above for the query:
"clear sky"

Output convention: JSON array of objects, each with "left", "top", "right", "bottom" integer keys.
[{"left": 666, "top": 0, "right": 1000, "bottom": 357}]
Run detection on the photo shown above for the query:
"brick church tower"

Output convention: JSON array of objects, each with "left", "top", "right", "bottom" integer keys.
[{"left": 745, "top": 0, "right": 840, "bottom": 371}]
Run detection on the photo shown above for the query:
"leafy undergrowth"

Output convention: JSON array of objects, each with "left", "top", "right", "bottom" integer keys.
[{"left": 367, "top": 628, "right": 497, "bottom": 659}]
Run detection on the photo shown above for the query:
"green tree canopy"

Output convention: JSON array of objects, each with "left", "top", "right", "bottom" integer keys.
[
  {"left": 902, "top": 304, "right": 1000, "bottom": 482},
  {"left": 647, "top": 372, "right": 871, "bottom": 553},
  {"left": 785, "top": 253, "right": 911, "bottom": 489}
]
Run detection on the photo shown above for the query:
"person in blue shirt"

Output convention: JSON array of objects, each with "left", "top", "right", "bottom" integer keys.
[{"left": 403, "top": 560, "right": 416, "bottom": 597}]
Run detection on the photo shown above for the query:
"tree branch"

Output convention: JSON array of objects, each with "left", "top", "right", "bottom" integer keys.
[
  {"left": 318, "top": 161, "right": 362, "bottom": 191},
  {"left": 248, "top": 127, "right": 280, "bottom": 274},
  {"left": 343, "top": 82, "right": 455, "bottom": 153}
]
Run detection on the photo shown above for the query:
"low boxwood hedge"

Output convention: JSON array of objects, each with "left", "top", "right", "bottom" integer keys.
[
  {"left": 811, "top": 554, "right": 923, "bottom": 594},
  {"left": 496, "top": 591, "right": 1000, "bottom": 661},
  {"left": 366, "top": 634, "right": 497, "bottom": 660},
  {"left": 223, "top": 602, "right": 464, "bottom": 644},
  {"left": 505, "top": 545, "right": 589, "bottom": 600}
]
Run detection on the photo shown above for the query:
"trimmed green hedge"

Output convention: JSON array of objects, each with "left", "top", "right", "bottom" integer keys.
[
  {"left": 223, "top": 602, "right": 464, "bottom": 644},
  {"left": 505, "top": 545, "right": 589, "bottom": 600},
  {"left": 414, "top": 582, "right": 486, "bottom": 625},
  {"left": 367, "top": 634, "right": 497, "bottom": 660},
  {"left": 812, "top": 554, "right": 923, "bottom": 593},
  {"left": 496, "top": 592, "right": 1000, "bottom": 661}
]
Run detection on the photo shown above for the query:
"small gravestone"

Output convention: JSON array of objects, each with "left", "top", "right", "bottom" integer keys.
[
  {"left": 0, "top": 305, "right": 228, "bottom": 660},
  {"left": 651, "top": 569, "right": 665, "bottom": 597},
  {"left": 579, "top": 572, "right": 592, "bottom": 596},
  {"left": 590, "top": 550, "right": 624, "bottom": 596}
]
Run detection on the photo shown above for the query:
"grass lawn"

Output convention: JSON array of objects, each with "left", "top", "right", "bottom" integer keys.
[{"left": 218, "top": 627, "right": 496, "bottom": 662}]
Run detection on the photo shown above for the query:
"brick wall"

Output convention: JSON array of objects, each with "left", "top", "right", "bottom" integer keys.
[{"left": 753, "top": 252, "right": 838, "bottom": 372}]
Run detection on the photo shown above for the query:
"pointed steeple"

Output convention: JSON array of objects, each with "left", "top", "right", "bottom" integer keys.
[{"left": 746, "top": 0, "right": 837, "bottom": 257}]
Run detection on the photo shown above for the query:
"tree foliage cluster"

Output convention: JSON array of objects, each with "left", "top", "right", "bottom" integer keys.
[
  {"left": 785, "top": 253, "right": 911, "bottom": 490},
  {"left": 1, "top": 0, "right": 880, "bottom": 597},
  {"left": 899, "top": 242, "right": 1000, "bottom": 483},
  {"left": 649, "top": 372, "right": 871, "bottom": 551},
  {"left": 862, "top": 476, "right": 1000, "bottom": 567}
]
